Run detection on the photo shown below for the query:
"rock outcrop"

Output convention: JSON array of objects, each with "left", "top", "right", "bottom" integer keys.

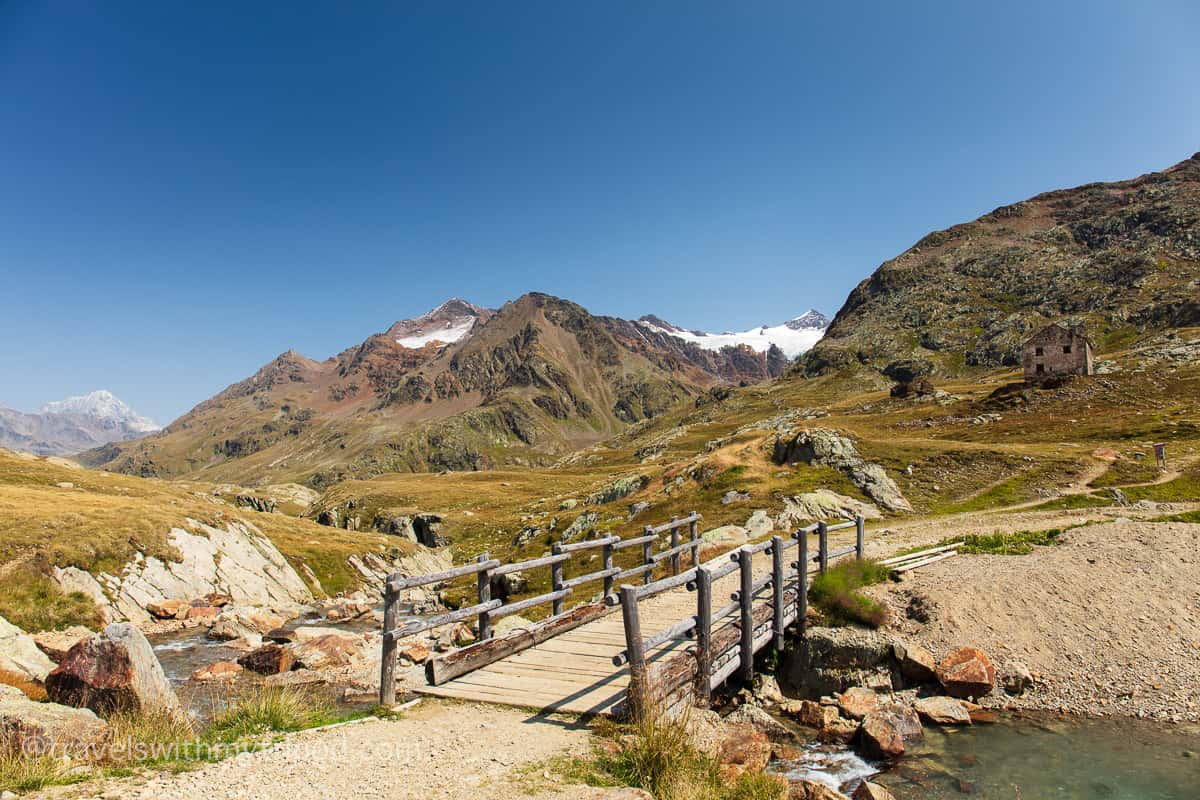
[
  {"left": 0, "top": 615, "right": 56, "bottom": 683},
  {"left": 776, "top": 490, "right": 882, "bottom": 527},
  {"left": 50, "top": 519, "right": 313, "bottom": 625},
  {"left": 45, "top": 623, "right": 183, "bottom": 717},
  {"left": 773, "top": 429, "right": 911, "bottom": 513},
  {"left": 936, "top": 647, "right": 996, "bottom": 698}
]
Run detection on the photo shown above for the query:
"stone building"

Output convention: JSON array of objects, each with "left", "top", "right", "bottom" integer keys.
[{"left": 1022, "top": 323, "right": 1094, "bottom": 383}]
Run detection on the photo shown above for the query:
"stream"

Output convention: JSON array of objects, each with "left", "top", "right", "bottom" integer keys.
[
  {"left": 149, "top": 608, "right": 398, "bottom": 721},
  {"left": 770, "top": 712, "right": 1200, "bottom": 799}
]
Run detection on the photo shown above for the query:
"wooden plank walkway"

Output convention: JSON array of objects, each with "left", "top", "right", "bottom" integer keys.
[{"left": 414, "top": 561, "right": 752, "bottom": 715}]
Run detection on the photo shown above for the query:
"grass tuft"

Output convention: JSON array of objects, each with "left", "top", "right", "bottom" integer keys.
[
  {"left": 809, "top": 559, "right": 891, "bottom": 628},
  {"left": 0, "top": 566, "right": 103, "bottom": 633},
  {"left": 0, "top": 751, "right": 84, "bottom": 794},
  {"left": 204, "top": 687, "right": 339, "bottom": 743}
]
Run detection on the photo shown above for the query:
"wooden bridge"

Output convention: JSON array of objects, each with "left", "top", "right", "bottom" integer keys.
[{"left": 378, "top": 513, "right": 868, "bottom": 716}]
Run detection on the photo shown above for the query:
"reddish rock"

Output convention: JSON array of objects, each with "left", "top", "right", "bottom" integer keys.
[
  {"left": 789, "top": 780, "right": 850, "bottom": 799},
  {"left": 147, "top": 599, "right": 189, "bottom": 620},
  {"left": 893, "top": 641, "right": 938, "bottom": 685},
  {"left": 793, "top": 699, "right": 839, "bottom": 728},
  {"left": 264, "top": 627, "right": 297, "bottom": 644},
  {"left": 237, "top": 644, "right": 295, "bottom": 675},
  {"left": 936, "top": 648, "right": 996, "bottom": 698},
  {"left": 191, "top": 661, "right": 243, "bottom": 682},
  {"left": 718, "top": 722, "right": 772, "bottom": 778},
  {"left": 837, "top": 687, "right": 878, "bottom": 720},
  {"left": 186, "top": 606, "right": 221, "bottom": 620},
  {"left": 817, "top": 716, "right": 859, "bottom": 744},
  {"left": 202, "top": 593, "right": 232, "bottom": 608},
  {"left": 0, "top": 684, "right": 111, "bottom": 758},
  {"left": 859, "top": 705, "right": 923, "bottom": 760},
  {"left": 45, "top": 623, "right": 182, "bottom": 717},
  {"left": 287, "top": 634, "right": 361, "bottom": 670},
  {"left": 852, "top": 782, "right": 898, "bottom": 800},
  {"left": 915, "top": 696, "right": 971, "bottom": 725},
  {"left": 399, "top": 642, "right": 432, "bottom": 664}
]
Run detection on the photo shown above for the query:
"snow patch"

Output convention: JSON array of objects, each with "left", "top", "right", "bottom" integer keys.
[
  {"left": 638, "top": 312, "right": 827, "bottom": 358},
  {"left": 395, "top": 316, "right": 477, "bottom": 349}
]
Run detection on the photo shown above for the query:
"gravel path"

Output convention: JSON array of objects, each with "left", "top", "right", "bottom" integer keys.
[
  {"left": 869, "top": 520, "right": 1200, "bottom": 722},
  {"left": 39, "top": 701, "right": 595, "bottom": 800}
]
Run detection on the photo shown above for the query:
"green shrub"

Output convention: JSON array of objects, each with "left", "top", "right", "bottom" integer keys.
[
  {"left": 808, "top": 559, "right": 891, "bottom": 628},
  {"left": 955, "top": 528, "right": 1063, "bottom": 555}
]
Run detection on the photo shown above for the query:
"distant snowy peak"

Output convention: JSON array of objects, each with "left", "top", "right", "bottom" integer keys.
[
  {"left": 387, "top": 298, "right": 495, "bottom": 349},
  {"left": 40, "top": 390, "right": 159, "bottom": 432},
  {"left": 636, "top": 310, "right": 829, "bottom": 358}
]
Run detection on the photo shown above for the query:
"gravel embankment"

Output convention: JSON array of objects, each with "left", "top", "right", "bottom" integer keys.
[{"left": 870, "top": 520, "right": 1200, "bottom": 722}]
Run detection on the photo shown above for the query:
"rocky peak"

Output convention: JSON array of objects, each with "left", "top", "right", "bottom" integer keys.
[
  {"left": 386, "top": 298, "right": 494, "bottom": 349},
  {"left": 785, "top": 310, "right": 831, "bottom": 331},
  {"left": 40, "top": 390, "right": 159, "bottom": 432}
]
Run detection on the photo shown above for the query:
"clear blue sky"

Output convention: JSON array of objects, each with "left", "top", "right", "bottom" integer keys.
[{"left": 2, "top": 1, "right": 1197, "bottom": 423}]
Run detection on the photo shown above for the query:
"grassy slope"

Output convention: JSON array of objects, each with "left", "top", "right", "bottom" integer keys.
[{"left": 0, "top": 450, "right": 412, "bottom": 626}]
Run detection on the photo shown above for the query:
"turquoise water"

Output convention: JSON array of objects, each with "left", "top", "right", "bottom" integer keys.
[{"left": 773, "top": 714, "right": 1200, "bottom": 799}]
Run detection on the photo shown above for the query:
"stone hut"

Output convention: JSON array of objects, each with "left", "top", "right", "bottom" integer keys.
[{"left": 1022, "top": 323, "right": 1093, "bottom": 383}]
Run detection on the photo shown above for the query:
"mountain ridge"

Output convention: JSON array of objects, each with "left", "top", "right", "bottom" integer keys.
[{"left": 0, "top": 390, "right": 160, "bottom": 456}]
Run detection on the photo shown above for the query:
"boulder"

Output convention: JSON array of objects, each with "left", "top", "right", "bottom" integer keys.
[
  {"left": 745, "top": 509, "right": 774, "bottom": 537},
  {"left": 936, "top": 647, "right": 996, "bottom": 698},
  {"left": 208, "top": 608, "right": 287, "bottom": 641},
  {"left": 717, "top": 722, "right": 772, "bottom": 778},
  {"left": 191, "top": 661, "right": 243, "bottom": 682},
  {"left": 0, "top": 684, "right": 110, "bottom": 757},
  {"left": 852, "top": 782, "right": 898, "bottom": 800},
  {"left": 702, "top": 524, "right": 749, "bottom": 548},
  {"left": 892, "top": 641, "right": 937, "bottom": 685},
  {"left": 859, "top": 706, "right": 922, "bottom": 760},
  {"left": 789, "top": 781, "right": 851, "bottom": 800},
  {"left": 724, "top": 703, "right": 793, "bottom": 739},
  {"left": 836, "top": 687, "right": 878, "bottom": 720},
  {"left": 772, "top": 429, "right": 912, "bottom": 513},
  {"left": 412, "top": 514, "right": 448, "bottom": 547},
  {"left": 914, "top": 696, "right": 972, "bottom": 725},
  {"left": 1000, "top": 661, "right": 1034, "bottom": 695},
  {"left": 146, "top": 599, "right": 190, "bottom": 620},
  {"left": 237, "top": 644, "right": 295, "bottom": 675},
  {"left": 33, "top": 626, "right": 94, "bottom": 663},
  {"left": 792, "top": 699, "right": 839, "bottom": 729},
  {"left": 202, "top": 592, "right": 232, "bottom": 608},
  {"left": 0, "top": 615, "right": 56, "bottom": 682},
  {"left": 45, "top": 623, "right": 182, "bottom": 717},
  {"left": 187, "top": 606, "right": 220, "bottom": 620},
  {"left": 721, "top": 489, "right": 751, "bottom": 505},
  {"left": 286, "top": 634, "right": 363, "bottom": 671},
  {"left": 776, "top": 491, "right": 883, "bottom": 528},
  {"left": 816, "top": 716, "right": 859, "bottom": 745}
]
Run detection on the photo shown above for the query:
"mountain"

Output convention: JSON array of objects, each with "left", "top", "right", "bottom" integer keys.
[
  {"left": 804, "top": 152, "right": 1200, "bottom": 379},
  {"left": 82, "top": 294, "right": 793, "bottom": 487},
  {"left": 0, "top": 390, "right": 160, "bottom": 456},
  {"left": 636, "top": 310, "right": 829, "bottom": 358}
]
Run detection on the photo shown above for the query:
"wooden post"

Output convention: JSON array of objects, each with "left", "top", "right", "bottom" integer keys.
[
  {"left": 603, "top": 540, "right": 615, "bottom": 600},
  {"left": 694, "top": 566, "right": 713, "bottom": 707},
  {"left": 476, "top": 552, "right": 493, "bottom": 641},
  {"left": 771, "top": 535, "right": 785, "bottom": 651},
  {"left": 689, "top": 514, "right": 700, "bottom": 566},
  {"left": 797, "top": 530, "right": 808, "bottom": 639},
  {"left": 620, "top": 585, "right": 648, "bottom": 720},
  {"left": 551, "top": 543, "right": 565, "bottom": 616},
  {"left": 379, "top": 581, "right": 399, "bottom": 705},
  {"left": 818, "top": 521, "right": 829, "bottom": 574},
  {"left": 669, "top": 516, "right": 680, "bottom": 576},
  {"left": 855, "top": 514, "right": 865, "bottom": 560},
  {"left": 642, "top": 525, "right": 654, "bottom": 586},
  {"left": 738, "top": 549, "right": 754, "bottom": 683}
]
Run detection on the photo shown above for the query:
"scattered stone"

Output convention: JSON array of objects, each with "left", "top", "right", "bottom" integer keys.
[
  {"left": 203, "top": 592, "right": 232, "bottom": 608},
  {"left": 852, "top": 782, "right": 897, "bottom": 800},
  {"left": 936, "top": 648, "right": 996, "bottom": 698},
  {"left": 398, "top": 642, "right": 432, "bottom": 664},
  {"left": 745, "top": 509, "right": 774, "bottom": 537},
  {"left": 187, "top": 606, "right": 220, "bottom": 620},
  {"left": 722, "top": 489, "right": 751, "bottom": 505},
  {"left": 725, "top": 703, "right": 793, "bottom": 738},
  {"left": 717, "top": 722, "right": 772, "bottom": 778},
  {"left": 46, "top": 623, "right": 182, "bottom": 717},
  {"left": 0, "top": 684, "right": 110, "bottom": 757},
  {"left": 837, "top": 687, "right": 878, "bottom": 720},
  {"left": 560, "top": 511, "right": 600, "bottom": 542},
  {"left": 914, "top": 696, "right": 972, "bottom": 725},
  {"left": 586, "top": 474, "right": 650, "bottom": 506},
  {"left": 146, "top": 599, "right": 190, "bottom": 620},
  {"left": 237, "top": 644, "right": 295, "bottom": 675},
  {"left": 191, "top": 661, "right": 243, "bottom": 682},
  {"left": 789, "top": 780, "right": 850, "bottom": 800},
  {"left": 208, "top": 608, "right": 286, "bottom": 641},
  {"left": 999, "top": 661, "right": 1034, "bottom": 695},
  {"left": 287, "top": 634, "right": 362, "bottom": 670},
  {"left": 893, "top": 641, "right": 937, "bottom": 684},
  {"left": 817, "top": 716, "right": 859, "bottom": 744},
  {"left": 859, "top": 705, "right": 922, "bottom": 760},
  {"left": 0, "top": 615, "right": 57, "bottom": 682},
  {"left": 702, "top": 524, "right": 749, "bottom": 548},
  {"left": 628, "top": 501, "right": 651, "bottom": 519}
]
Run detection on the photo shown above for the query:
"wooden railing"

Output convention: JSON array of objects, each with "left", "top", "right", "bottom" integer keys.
[
  {"left": 378, "top": 511, "right": 702, "bottom": 704},
  {"left": 615, "top": 515, "right": 866, "bottom": 719}
]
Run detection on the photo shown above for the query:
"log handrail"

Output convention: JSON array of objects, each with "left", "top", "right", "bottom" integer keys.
[{"left": 386, "top": 558, "right": 501, "bottom": 591}]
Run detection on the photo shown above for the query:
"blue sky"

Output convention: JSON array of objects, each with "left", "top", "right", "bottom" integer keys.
[{"left": 1, "top": 1, "right": 1197, "bottom": 423}]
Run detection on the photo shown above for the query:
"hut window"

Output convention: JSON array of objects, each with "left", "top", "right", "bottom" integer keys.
[
  {"left": 1035, "top": 347, "right": 1044, "bottom": 356},
  {"left": 1063, "top": 345, "right": 1072, "bottom": 354}
]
